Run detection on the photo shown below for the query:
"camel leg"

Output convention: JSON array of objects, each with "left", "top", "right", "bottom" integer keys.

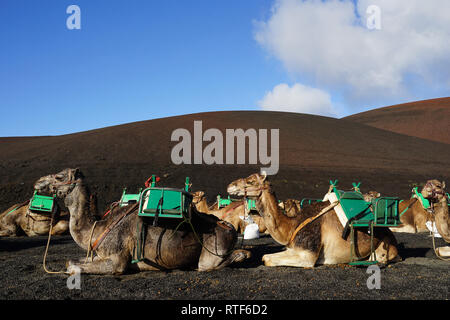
[
  {"left": 204, "top": 249, "right": 251, "bottom": 271},
  {"left": 0, "top": 228, "right": 15, "bottom": 237},
  {"left": 372, "top": 229, "right": 400, "bottom": 264},
  {"left": 262, "top": 247, "right": 318, "bottom": 268},
  {"left": 51, "top": 220, "right": 69, "bottom": 235},
  {"left": 389, "top": 225, "right": 416, "bottom": 233},
  {"left": 0, "top": 223, "right": 19, "bottom": 237},
  {"left": 197, "top": 223, "right": 250, "bottom": 271},
  {"left": 67, "top": 252, "right": 129, "bottom": 275}
]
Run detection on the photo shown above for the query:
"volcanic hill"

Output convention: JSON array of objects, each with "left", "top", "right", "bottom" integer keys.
[{"left": 1, "top": 109, "right": 449, "bottom": 213}]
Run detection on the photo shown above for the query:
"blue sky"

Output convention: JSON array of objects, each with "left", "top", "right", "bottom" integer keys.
[
  {"left": 0, "top": 0, "right": 281, "bottom": 136},
  {"left": 1, "top": 0, "right": 449, "bottom": 136}
]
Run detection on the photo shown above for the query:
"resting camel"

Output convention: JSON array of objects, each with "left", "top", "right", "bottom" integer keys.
[
  {"left": 0, "top": 191, "right": 102, "bottom": 237},
  {"left": 278, "top": 191, "right": 379, "bottom": 218},
  {"left": 390, "top": 180, "right": 450, "bottom": 257},
  {"left": 0, "top": 199, "right": 69, "bottom": 237},
  {"left": 192, "top": 191, "right": 267, "bottom": 234},
  {"left": 34, "top": 168, "right": 250, "bottom": 274},
  {"left": 278, "top": 199, "right": 301, "bottom": 217},
  {"left": 390, "top": 180, "right": 447, "bottom": 234},
  {"left": 227, "top": 173, "right": 399, "bottom": 267}
]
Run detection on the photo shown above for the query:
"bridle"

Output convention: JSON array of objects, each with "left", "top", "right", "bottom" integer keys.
[
  {"left": 424, "top": 181, "right": 445, "bottom": 199},
  {"left": 234, "top": 178, "right": 271, "bottom": 199},
  {"left": 422, "top": 181, "right": 445, "bottom": 214}
]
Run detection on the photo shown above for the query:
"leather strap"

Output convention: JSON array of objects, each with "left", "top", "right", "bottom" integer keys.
[
  {"left": 289, "top": 201, "right": 338, "bottom": 244},
  {"left": 91, "top": 202, "right": 139, "bottom": 251}
]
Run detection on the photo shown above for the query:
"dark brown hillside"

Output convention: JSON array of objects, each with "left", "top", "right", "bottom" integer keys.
[
  {"left": 344, "top": 97, "right": 450, "bottom": 145},
  {"left": 1, "top": 110, "right": 449, "bottom": 213}
]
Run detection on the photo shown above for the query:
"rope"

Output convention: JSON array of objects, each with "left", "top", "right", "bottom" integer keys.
[
  {"left": 168, "top": 207, "right": 236, "bottom": 258},
  {"left": 429, "top": 224, "right": 450, "bottom": 261},
  {"left": 399, "top": 198, "right": 418, "bottom": 217},
  {"left": 43, "top": 212, "right": 66, "bottom": 274},
  {"left": 289, "top": 201, "right": 339, "bottom": 244},
  {"left": 85, "top": 221, "right": 98, "bottom": 263},
  {"left": 4, "top": 200, "right": 30, "bottom": 217}
]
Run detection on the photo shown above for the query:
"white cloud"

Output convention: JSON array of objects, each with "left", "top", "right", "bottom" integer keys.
[
  {"left": 258, "top": 83, "right": 337, "bottom": 116},
  {"left": 255, "top": 0, "right": 450, "bottom": 109}
]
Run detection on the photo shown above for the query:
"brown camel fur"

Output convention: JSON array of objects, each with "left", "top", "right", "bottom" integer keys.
[
  {"left": 391, "top": 180, "right": 446, "bottom": 233},
  {"left": 34, "top": 168, "right": 250, "bottom": 275},
  {"left": 192, "top": 191, "right": 267, "bottom": 234},
  {"left": 227, "top": 173, "right": 399, "bottom": 267}
]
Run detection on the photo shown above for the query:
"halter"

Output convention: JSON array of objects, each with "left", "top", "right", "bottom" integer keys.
[
  {"left": 236, "top": 179, "right": 270, "bottom": 198},
  {"left": 424, "top": 181, "right": 445, "bottom": 199}
]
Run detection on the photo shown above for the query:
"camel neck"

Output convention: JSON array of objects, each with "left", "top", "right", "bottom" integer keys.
[
  {"left": 197, "top": 198, "right": 211, "bottom": 213},
  {"left": 66, "top": 182, "right": 97, "bottom": 250},
  {"left": 433, "top": 197, "right": 450, "bottom": 242},
  {"left": 257, "top": 187, "right": 300, "bottom": 245}
]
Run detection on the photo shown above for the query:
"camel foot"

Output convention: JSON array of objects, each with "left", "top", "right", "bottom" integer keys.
[
  {"left": 230, "top": 249, "right": 251, "bottom": 264},
  {"left": 66, "top": 264, "right": 82, "bottom": 275},
  {"left": 389, "top": 225, "right": 416, "bottom": 233},
  {"left": 436, "top": 246, "right": 450, "bottom": 257}
]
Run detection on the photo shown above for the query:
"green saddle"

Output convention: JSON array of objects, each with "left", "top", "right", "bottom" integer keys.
[
  {"left": 138, "top": 177, "right": 192, "bottom": 219},
  {"left": 119, "top": 188, "right": 142, "bottom": 207},
  {"left": 29, "top": 191, "right": 56, "bottom": 213},
  {"left": 217, "top": 195, "right": 234, "bottom": 208},
  {"left": 332, "top": 181, "right": 400, "bottom": 227}
]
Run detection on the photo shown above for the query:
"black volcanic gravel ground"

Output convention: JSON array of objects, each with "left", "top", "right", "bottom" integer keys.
[{"left": 0, "top": 232, "right": 448, "bottom": 300}]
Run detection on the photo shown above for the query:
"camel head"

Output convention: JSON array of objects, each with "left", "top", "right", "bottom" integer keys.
[
  {"left": 34, "top": 168, "right": 83, "bottom": 199},
  {"left": 227, "top": 172, "right": 268, "bottom": 199},
  {"left": 363, "top": 191, "right": 381, "bottom": 202},
  {"left": 191, "top": 191, "right": 206, "bottom": 205},
  {"left": 421, "top": 180, "right": 446, "bottom": 202}
]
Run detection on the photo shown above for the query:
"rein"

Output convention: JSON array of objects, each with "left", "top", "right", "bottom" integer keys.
[
  {"left": 399, "top": 198, "right": 419, "bottom": 217},
  {"left": 4, "top": 200, "right": 30, "bottom": 217},
  {"left": 90, "top": 202, "right": 139, "bottom": 252},
  {"left": 222, "top": 201, "right": 244, "bottom": 219}
]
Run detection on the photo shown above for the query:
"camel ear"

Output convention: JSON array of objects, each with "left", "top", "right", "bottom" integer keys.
[
  {"left": 73, "top": 168, "right": 83, "bottom": 179},
  {"left": 260, "top": 171, "right": 267, "bottom": 181}
]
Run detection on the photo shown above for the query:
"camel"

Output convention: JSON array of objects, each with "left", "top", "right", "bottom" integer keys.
[
  {"left": 431, "top": 192, "right": 450, "bottom": 257},
  {"left": 227, "top": 173, "right": 399, "bottom": 267},
  {"left": 34, "top": 168, "right": 250, "bottom": 274},
  {"left": 278, "top": 199, "right": 301, "bottom": 217},
  {"left": 390, "top": 180, "right": 450, "bottom": 257},
  {"left": 278, "top": 191, "right": 379, "bottom": 218},
  {"left": 192, "top": 191, "right": 267, "bottom": 234},
  {"left": 363, "top": 191, "right": 381, "bottom": 202},
  {"left": 0, "top": 198, "right": 69, "bottom": 237},
  {"left": 391, "top": 180, "right": 446, "bottom": 233},
  {"left": 0, "top": 191, "right": 102, "bottom": 238}
]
